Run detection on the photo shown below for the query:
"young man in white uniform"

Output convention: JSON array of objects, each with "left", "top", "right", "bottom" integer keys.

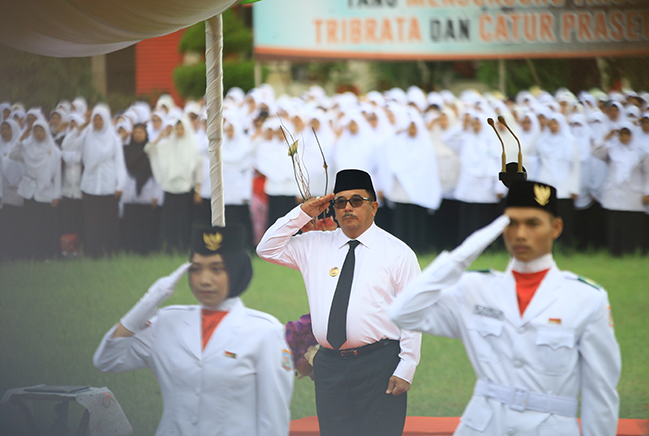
[
  {"left": 94, "top": 225, "right": 294, "bottom": 436},
  {"left": 390, "top": 180, "right": 621, "bottom": 436}
]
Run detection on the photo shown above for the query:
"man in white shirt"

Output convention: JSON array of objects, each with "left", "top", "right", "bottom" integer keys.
[
  {"left": 257, "top": 169, "right": 421, "bottom": 436},
  {"left": 389, "top": 180, "right": 621, "bottom": 436}
]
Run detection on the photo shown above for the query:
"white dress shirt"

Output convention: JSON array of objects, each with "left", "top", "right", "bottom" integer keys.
[
  {"left": 60, "top": 129, "right": 83, "bottom": 199},
  {"left": 119, "top": 175, "right": 164, "bottom": 205},
  {"left": 257, "top": 205, "right": 422, "bottom": 383},
  {"left": 10, "top": 140, "right": 62, "bottom": 203},
  {"left": 79, "top": 128, "right": 128, "bottom": 196},
  {"left": 1, "top": 145, "right": 24, "bottom": 207}
]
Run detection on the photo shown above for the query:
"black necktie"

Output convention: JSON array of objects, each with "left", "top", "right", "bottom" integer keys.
[{"left": 327, "top": 240, "right": 360, "bottom": 350}]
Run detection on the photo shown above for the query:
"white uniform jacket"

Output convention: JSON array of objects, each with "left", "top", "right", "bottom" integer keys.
[
  {"left": 390, "top": 260, "right": 621, "bottom": 436},
  {"left": 93, "top": 298, "right": 294, "bottom": 436}
]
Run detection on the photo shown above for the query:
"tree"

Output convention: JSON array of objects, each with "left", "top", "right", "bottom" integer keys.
[
  {"left": 0, "top": 44, "right": 96, "bottom": 111},
  {"left": 174, "top": 8, "right": 261, "bottom": 99}
]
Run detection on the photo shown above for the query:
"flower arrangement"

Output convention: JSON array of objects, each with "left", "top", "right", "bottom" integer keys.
[{"left": 285, "top": 313, "right": 319, "bottom": 380}]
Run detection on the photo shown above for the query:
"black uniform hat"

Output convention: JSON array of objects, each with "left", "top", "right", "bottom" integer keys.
[
  {"left": 504, "top": 181, "right": 559, "bottom": 217},
  {"left": 190, "top": 224, "right": 252, "bottom": 298},
  {"left": 333, "top": 169, "right": 376, "bottom": 201}
]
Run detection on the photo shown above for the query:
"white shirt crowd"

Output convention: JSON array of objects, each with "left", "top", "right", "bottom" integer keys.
[{"left": 1, "top": 85, "right": 648, "bottom": 259}]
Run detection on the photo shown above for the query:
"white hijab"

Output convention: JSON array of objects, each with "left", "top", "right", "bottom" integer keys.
[
  {"left": 568, "top": 113, "right": 592, "bottom": 162},
  {"left": 20, "top": 120, "right": 61, "bottom": 186},
  {"left": 333, "top": 111, "right": 378, "bottom": 175},
  {"left": 460, "top": 112, "right": 500, "bottom": 178},
  {"left": 587, "top": 111, "right": 609, "bottom": 145},
  {"left": 0, "top": 119, "right": 25, "bottom": 187},
  {"left": 537, "top": 113, "right": 575, "bottom": 163},
  {"left": 255, "top": 117, "right": 295, "bottom": 184},
  {"left": 607, "top": 122, "right": 645, "bottom": 186},
  {"left": 222, "top": 115, "right": 251, "bottom": 171},
  {"left": 150, "top": 116, "right": 201, "bottom": 188},
  {"left": 385, "top": 110, "right": 442, "bottom": 209},
  {"left": 82, "top": 106, "right": 120, "bottom": 174}
]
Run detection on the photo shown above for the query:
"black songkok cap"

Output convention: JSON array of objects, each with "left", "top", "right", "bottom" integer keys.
[
  {"left": 190, "top": 224, "right": 252, "bottom": 298},
  {"left": 504, "top": 181, "right": 559, "bottom": 217},
  {"left": 333, "top": 169, "right": 376, "bottom": 201}
]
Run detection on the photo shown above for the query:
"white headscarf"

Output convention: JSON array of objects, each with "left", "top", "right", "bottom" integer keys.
[
  {"left": 458, "top": 111, "right": 501, "bottom": 178},
  {"left": 149, "top": 116, "right": 202, "bottom": 193},
  {"left": 587, "top": 111, "right": 609, "bottom": 144},
  {"left": 333, "top": 111, "right": 379, "bottom": 177},
  {"left": 71, "top": 97, "right": 87, "bottom": 116},
  {"left": 537, "top": 113, "right": 575, "bottom": 163},
  {"left": 568, "top": 113, "right": 592, "bottom": 162},
  {"left": 147, "top": 110, "right": 166, "bottom": 142},
  {"left": 82, "top": 106, "right": 121, "bottom": 175},
  {"left": 384, "top": 109, "right": 442, "bottom": 209},
  {"left": 519, "top": 110, "right": 541, "bottom": 149},
  {"left": 18, "top": 119, "right": 61, "bottom": 198},
  {"left": 0, "top": 119, "right": 25, "bottom": 188},
  {"left": 255, "top": 117, "right": 296, "bottom": 188},
  {"left": 606, "top": 122, "right": 645, "bottom": 186},
  {"left": 0, "top": 102, "right": 11, "bottom": 123}
]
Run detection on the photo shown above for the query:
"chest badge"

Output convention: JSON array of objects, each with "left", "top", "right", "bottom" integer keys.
[
  {"left": 224, "top": 351, "right": 236, "bottom": 359},
  {"left": 548, "top": 318, "right": 562, "bottom": 325},
  {"left": 329, "top": 267, "right": 339, "bottom": 277}
]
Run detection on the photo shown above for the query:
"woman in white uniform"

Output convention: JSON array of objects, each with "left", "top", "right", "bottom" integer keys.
[
  {"left": 94, "top": 224, "right": 294, "bottom": 436},
  {"left": 10, "top": 119, "right": 62, "bottom": 259},
  {"left": 0, "top": 119, "right": 25, "bottom": 260}
]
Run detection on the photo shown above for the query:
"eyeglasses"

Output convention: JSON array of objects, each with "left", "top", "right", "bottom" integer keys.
[{"left": 331, "top": 195, "right": 373, "bottom": 209}]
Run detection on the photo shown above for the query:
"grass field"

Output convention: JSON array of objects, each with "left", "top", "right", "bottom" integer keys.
[{"left": 0, "top": 249, "right": 647, "bottom": 434}]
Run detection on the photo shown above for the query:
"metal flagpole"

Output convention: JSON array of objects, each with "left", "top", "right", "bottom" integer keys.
[{"left": 205, "top": 14, "right": 225, "bottom": 227}]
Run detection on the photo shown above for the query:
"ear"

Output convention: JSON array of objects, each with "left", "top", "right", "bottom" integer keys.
[
  {"left": 551, "top": 216, "right": 563, "bottom": 241},
  {"left": 371, "top": 200, "right": 379, "bottom": 217}
]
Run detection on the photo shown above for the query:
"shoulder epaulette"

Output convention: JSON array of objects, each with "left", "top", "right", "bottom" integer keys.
[
  {"left": 160, "top": 305, "right": 196, "bottom": 311},
  {"left": 469, "top": 269, "right": 493, "bottom": 274},
  {"left": 246, "top": 308, "right": 281, "bottom": 326},
  {"left": 577, "top": 276, "right": 603, "bottom": 290}
]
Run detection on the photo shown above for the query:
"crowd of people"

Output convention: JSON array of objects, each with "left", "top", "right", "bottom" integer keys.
[{"left": 1, "top": 84, "right": 648, "bottom": 260}]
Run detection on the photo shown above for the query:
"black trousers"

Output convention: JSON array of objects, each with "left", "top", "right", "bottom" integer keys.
[
  {"left": 59, "top": 197, "right": 84, "bottom": 237},
  {"left": 159, "top": 191, "right": 192, "bottom": 253},
  {"left": 0, "top": 204, "right": 26, "bottom": 261},
  {"left": 225, "top": 205, "right": 254, "bottom": 250},
  {"left": 121, "top": 203, "right": 161, "bottom": 255},
  {"left": 574, "top": 201, "right": 607, "bottom": 251},
  {"left": 457, "top": 201, "right": 499, "bottom": 243},
  {"left": 83, "top": 194, "right": 120, "bottom": 258},
  {"left": 392, "top": 202, "right": 429, "bottom": 253},
  {"left": 606, "top": 209, "right": 647, "bottom": 257},
  {"left": 267, "top": 195, "right": 297, "bottom": 230},
  {"left": 557, "top": 198, "right": 576, "bottom": 248},
  {"left": 193, "top": 197, "right": 212, "bottom": 228},
  {"left": 21, "top": 199, "right": 60, "bottom": 260},
  {"left": 429, "top": 198, "right": 460, "bottom": 251},
  {"left": 313, "top": 341, "right": 407, "bottom": 436}
]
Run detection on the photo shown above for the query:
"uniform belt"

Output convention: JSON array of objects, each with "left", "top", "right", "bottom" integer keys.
[
  {"left": 474, "top": 379, "right": 578, "bottom": 417},
  {"left": 319, "top": 339, "right": 398, "bottom": 360}
]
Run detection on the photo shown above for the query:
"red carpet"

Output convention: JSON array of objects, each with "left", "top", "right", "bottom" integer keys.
[{"left": 290, "top": 416, "right": 649, "bottom": 436}]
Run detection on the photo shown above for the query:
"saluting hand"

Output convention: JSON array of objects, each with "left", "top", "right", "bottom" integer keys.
[
  {"left": 386, "top": 376, "right": 410, "bottom": 396},
  {"left": 300, "top": 193, "right": 335, "bottom": 218},
  {"left": 117, "top": 262, "right": 192, "bottom": 337}
]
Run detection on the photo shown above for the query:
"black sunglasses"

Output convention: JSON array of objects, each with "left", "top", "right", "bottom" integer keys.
[{"left": 331, "top": 195, "right": 373, "bottom": 209}]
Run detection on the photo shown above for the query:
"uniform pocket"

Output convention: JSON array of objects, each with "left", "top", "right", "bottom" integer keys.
[
  {"left": 459, "top": 397, "right": 493, "bottom": 432},
  {"left": 535, "top": 327, "right": 576, "bottom": 375},
  {"left": 537, "top": 421, "right": 580, "bottom": 436},
  {"left": 467, "top": 317, "right": 504, "bottom": 364}
]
